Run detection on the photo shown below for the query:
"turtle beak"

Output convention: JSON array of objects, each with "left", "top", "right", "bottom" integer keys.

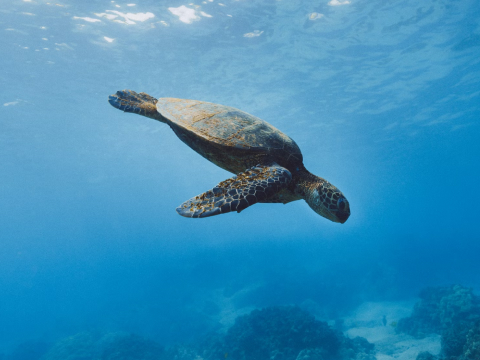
[
  {"left": 336, "top": 210, "right": 350, "bottom": 224},
  {"left": 335, "top": 197, "right": 350, "bottom": 223}
]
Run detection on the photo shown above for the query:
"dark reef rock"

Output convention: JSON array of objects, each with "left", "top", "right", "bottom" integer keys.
[
  {"left": 222, "top": 306, "right": 340, "bottom": 360},
  {"left": 99, "top": 333, "right": 164, "bottom": 360},
  {"left": 396, "top": 285, "right": 480, "bottom": 338},
  {"left": 462, "top": 320, "right": 480, "bottom": 360},
  {"left": 41, "top": 332, "right": 97, "bottom": 360},
  {"left": 162, "top": 345, "right": 205, "bottom": 360},
  {"left": 201, "top": 306, "right": 375, "bottom": 360},
  {"left": 238, "top": 307, "right": 334, "bottom": 359},
  {"left": 437, "top": 319, "right": 480, "bottom": 360},
  {"left": 442, "top": 321, "right": 471, "bottom": 358},
  {"left": 340, "top": 336, "right": 375, "bottom": 360},
  {"left": 415, "top": 351, "right": 437, "bottom": 360},
  {"left": 41, "top": 332, "right": 164, "bottom": 360}
]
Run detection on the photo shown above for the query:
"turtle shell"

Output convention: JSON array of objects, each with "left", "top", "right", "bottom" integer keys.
[{"left": 156, "top": 98, "right": 301, "bottom": 155}]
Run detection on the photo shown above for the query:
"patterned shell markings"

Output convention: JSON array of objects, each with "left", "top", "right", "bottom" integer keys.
[{"left": 156, "top": 98, "right": 300, "bottom": 154}]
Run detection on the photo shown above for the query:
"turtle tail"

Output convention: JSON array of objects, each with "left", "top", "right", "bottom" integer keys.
[{"left": 108, "top": 90, "right": 166, "bottom": 122}]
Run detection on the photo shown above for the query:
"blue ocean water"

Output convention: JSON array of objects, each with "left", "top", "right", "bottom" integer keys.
[{"left": 1, "top": 0, "right": 479, "bottom": 358}]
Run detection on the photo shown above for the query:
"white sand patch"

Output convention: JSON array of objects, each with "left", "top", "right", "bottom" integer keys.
[
  {"left": 344, "top": 302, "right": 441, "bottom": 359},
  {"left": 377, "top": 335, "right": 441, "bottom": 360},
  {"left": 344, "top": 301, "right": 413, "bottom": 328}
]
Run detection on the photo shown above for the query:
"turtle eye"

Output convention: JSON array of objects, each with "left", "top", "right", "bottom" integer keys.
[{"left": 338, "top": 197, "right": 346, "bottom": 210}]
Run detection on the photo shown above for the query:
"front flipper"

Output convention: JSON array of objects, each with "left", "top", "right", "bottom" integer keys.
[{"left": 176, "top": 164, "right": 292, "bottom": 218}]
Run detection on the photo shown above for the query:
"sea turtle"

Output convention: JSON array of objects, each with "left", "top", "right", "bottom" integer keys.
[{"left": 108, "top": 90, "right": 350, "bottom": 223}]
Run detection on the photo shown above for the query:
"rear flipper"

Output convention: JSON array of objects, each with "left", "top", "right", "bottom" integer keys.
[
  {"left": 176, "top": 164, "right": 292, "bottom": 218},
  {"left": 108, "top": 90, "right": 164, "bottom": 121}
]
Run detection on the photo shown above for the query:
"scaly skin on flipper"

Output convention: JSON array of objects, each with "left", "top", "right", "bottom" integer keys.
[
  {"left": 176, "top": 164, "right": 292, "bottom": 218},
  {"left": 108, "top": 90, "right": 165, "bottom": 121}
]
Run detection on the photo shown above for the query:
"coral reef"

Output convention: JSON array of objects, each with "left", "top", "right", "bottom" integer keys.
[
  {"left": 437, "top": 319, "right": 480, "bottom": 360},
  {"left": 339, "top": 336, "right": 375, "bottom": 360},
  {"left": 396, "top": 285, "right": 480, "bottom": 338},
  {"left": 462, "top": 320, "right": 480, "bottom": 360},
  {"left": 222, "top": 306, "right": 340, "bottom": 360},
  {"left": 200, "top": 306, "right": 375, "bottom": 360},
  {"left": 40, "top": 332, "right": 164, "bottom": 360},
  {"left": 41, "top": 332, "right": 97, "bottom": 360},
  {"left": 441, "top": 322, "right": 471, "bottom": 358},
  {"left": 416, "top": 351, "right": 437, "bottom": 360},
  {"left": 162, "top": 345, "right": 204, "bottom": 360},
  {"left": 397, "top": 285, "right": 480, "bottom": 360},
  {"left": 98, "top": 333, "right": 164, "bottom": 360}
]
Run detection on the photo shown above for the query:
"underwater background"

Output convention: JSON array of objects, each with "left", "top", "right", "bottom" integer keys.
[{"left": 1, "top": 0, "right": 480, "bottom": 359}]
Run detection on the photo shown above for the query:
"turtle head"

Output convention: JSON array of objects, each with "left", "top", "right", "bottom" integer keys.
[{"left": 304, "top": 178, "right": 350, "bottom": 223}]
